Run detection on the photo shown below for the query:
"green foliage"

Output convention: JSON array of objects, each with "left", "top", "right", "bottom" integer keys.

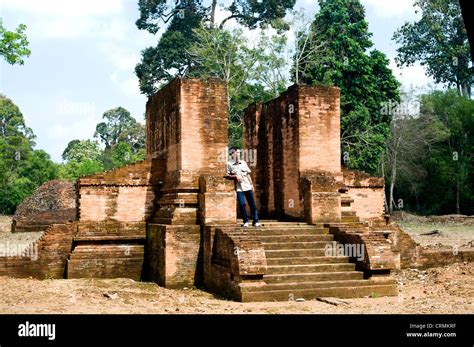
[
  {"left": 59, "top": 159, "right": 104, "bottom": 181},
  {"left": 136, "top": 0, "right": 295, "bottom": 33},
  {"left": 0, "top": 19, "right": 31, "bottom": 65},
  {"left": 0, "top": 95, "right": 58, "bottom": 214},
  {"left": 62, "top": 139, "right": 102, "bottom": 162},
  {"left": 135, "top": 9, "right": 204, "bottom": 96},
  {"left": 393, "top": 0, "right": 472, "bottom": 98},
  {"left": 188, "top": 25, "right": 289, "bottom": 147},
  {"left": 94, "top": 107, "right": 138, "bottom": 149},
  {"left": 58, "top": 139, "right": 104, "bottom": 180},
  {"left": 135, "top": 0, "right": 296, "bottom": 96},
  {"left": 59, "top": 107, "right": 146, "bottom": 180},
  {"left": 297, "top": 0, "right": 400, "bottom": 174},
  {"left": 392, "top": 90, "right": 474, "bottom": 214},
  {"left": 100, "top": 142, "right": 145, "bottom": 171}
]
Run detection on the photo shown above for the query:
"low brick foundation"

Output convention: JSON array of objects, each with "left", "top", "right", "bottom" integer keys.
[
  {"left": 67, "top": 244, "right": 145, "bottom": 280},
  {"left": 0, "top": 223, "right": 76, "bottom": 279}
]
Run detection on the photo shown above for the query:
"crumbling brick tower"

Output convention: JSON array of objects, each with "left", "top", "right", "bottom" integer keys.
[
  {"left": 243, "top": 84, "right": 387, "bottom": 224},
  {"left": 145, "top": 78, "right": 236, "bottom": 288}
]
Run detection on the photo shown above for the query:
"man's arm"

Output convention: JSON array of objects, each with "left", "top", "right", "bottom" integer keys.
[{"left": 224, "top": 163, "right": 241, "bottom": 181}]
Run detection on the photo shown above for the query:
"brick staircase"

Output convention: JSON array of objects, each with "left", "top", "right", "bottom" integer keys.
[{"left": 239, "top": 221, "right": 397, "bottom": 302}]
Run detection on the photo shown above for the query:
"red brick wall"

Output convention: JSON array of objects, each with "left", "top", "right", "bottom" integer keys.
[
  {"left": 298, "top": 85, "right": 341, "bottom": 173},
  {"left": 243, "top": 84, "right": 341, "bottom": 219},
  {"left": 146, "top": 78, "right": 228, "bottom": 188},
  {"left": 67, "top": 244, "right": 144, "bottom": 280},
  {"left": 78, "top": 160, "right": 158, "bottom": 223},
  {"left": 0, "top": 223, "right": 76, "bottom": 279},
  {"left": 343, "top": 169, "right": 385, "bottom": 222},
  {"left": 147, "top": 224, "right": 201, "bottom": 288}
]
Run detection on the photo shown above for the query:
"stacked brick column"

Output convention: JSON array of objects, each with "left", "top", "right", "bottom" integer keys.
[
  {"left": 146, "top": 78, "right": 233, "bottom": 288},
  {"left": 243, "top": 84, "right": 341, "bottom": 221}
]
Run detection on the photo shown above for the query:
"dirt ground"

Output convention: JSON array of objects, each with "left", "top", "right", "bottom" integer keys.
[
  {"left": 393, "top": 212, "right": 474, "bottom": 248},
  {"left": 0, "top": 262, "right": 472, "bottom": 314},
  {"left": 0, "top": 213, "right": 472, "bottom": 314}
]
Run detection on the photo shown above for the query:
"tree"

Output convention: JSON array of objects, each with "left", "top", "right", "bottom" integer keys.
[
  {"left": 135, "top": 9, "right": 204, "bottom": 96},
  {"left": 60, "top": 108, "right": 146, "bottom": 177},
  {"left": 382, "top": 90, "right": 449, "bottom": 212},
  {"left": 135, "top": 0, "right": 296, "bottom": 96},
  {"left": 393, "top": 0, "right": 472, "bottom": 98},
  {"left": 94, "top": 107, "right": 137, "bottom": 149},
  {"left": 62, "top": 139, "right": 102, "bottom": 162},
  {"left": 297, "top": 0, "right": 400, "bottom": 174},
  {"left": 136, "top": 0, "right": 295, "bottom": 32},
  {"left": 0, "top": 95, "right": 58, "bottom": 214},
  {"left": 290, "top": 10, "right": 327, "bottom": 85},
  {"left": 117, "top": 122, "right": 146, "bottom": 153},
  {"left": 418, "top": 90, "right": 474, "bottom": 214},
  {"left": 104, "top": 142, "right": 145, "bottom": 169},
  {"left": 0, "top": 19, "right": 31, "bottom": 65},
  {"left": 59, "top": 159, "right": 104, "bottom": 181},
  {"left": 386, "top": 89, "right": 474, "bottom": 215},
  {"left": 188, "top": 25, "right": 290, "bottom": 147}
]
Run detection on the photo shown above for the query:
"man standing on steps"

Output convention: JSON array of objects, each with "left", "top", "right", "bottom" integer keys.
[{"left": 225, "top": 147, "right": 261, "bottom": 228}]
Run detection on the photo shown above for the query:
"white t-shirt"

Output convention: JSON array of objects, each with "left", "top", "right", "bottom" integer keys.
[{"left": 226, "top": 160, "right": 253, "bottom": 192}]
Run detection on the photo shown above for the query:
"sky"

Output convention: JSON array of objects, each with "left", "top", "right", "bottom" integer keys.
[{"left": 0, "top": 0, "right": 434, "bottom": 162}]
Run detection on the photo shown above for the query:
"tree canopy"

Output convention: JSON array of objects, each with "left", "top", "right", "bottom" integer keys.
[
  {"left": 296, "top": 0, "right": 400, "bottom": 174},
  {"left": 0, "top": 19, "right": 31, "bottom": 65},
  {"left": 393, "top": 0, "right": 472, "bottom": 98},
  {"left": 0, "top": 95, "right": 58, "bottom": 214},
  {"left": 135, "top": 0, "right": 296, "bottom": 96}
]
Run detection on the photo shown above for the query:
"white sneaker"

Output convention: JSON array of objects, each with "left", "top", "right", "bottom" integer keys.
[
  {"left": 253, "top": 222, "right": 261, "bottom": 227},
  {"left": 242, "top": 222, "right": 249, "bottom": 228}
]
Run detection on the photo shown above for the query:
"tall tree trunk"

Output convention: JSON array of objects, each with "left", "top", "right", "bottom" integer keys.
[
  {"left": 456, "top": 178, "right": 460, "bottom": 214},
  {"left": 210, "top": 0, "right": 217, "bottom": 26},
  {"left": 381, "top": 158, "right": 387, "bottom": 213},
  {"left": 461, "top": 83, "right": 470, "bottom": 98},
  {"left": 389, "top": 165, "right": 397, "bottom": 213}
]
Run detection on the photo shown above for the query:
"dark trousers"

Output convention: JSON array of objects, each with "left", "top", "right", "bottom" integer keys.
[{"left": 237, "top": 190, "right": 259, "bottom": 224}]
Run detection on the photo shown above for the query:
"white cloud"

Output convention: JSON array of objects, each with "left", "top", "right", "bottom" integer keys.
[
  {"left": 1, "top": 0, "right": 129, "bottom": 40},
  {"left": 99, "top": 42, "right": 141, "bottom": 71},
  {"left": 361, "top": 0, "right": 418, "bottom": 18},
  {"left": 1, "top": 0, "right": 124, "bottom": 17},
  {"left": 110, "top": 72, "right": 141, "bottom": 99}
]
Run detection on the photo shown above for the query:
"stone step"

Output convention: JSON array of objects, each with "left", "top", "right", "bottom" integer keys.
[
  {"left": 260, "top": 223, "right": 322, "bottom": 227},
  {"left": 262, "top": 241, "right": 330, "bottom": 250},
  {"left": 241, "top": 284, "right": 398, "bottom": 302},
  {"left": 341, "top": 216, "right": 360, "bottom": 223},
  {"left": 264, "top": 271, "right": 364, "bottom": 283},
  {"left": 251, "top": 223, "right": 324, "bottom": 229},
  {"left": 246, "top": 228, "right": 329, "bottom": 235},
  {"left": 266, "top": 256, "right": 350, "bottom": 266},
  {"left": 341, "top": 196, "right": 354, "bottom": 203},
  {"left": 267, "top": 263, "right": 356, "bottom": 274},
  {"left": 265, "top": 249, "right": 328, "bottom": 258},
  {"left": 255, "top": 234, "right": 333, "bottom": 243},
  {"left": 341, "top": 211, "right": 357, "bottom": 217},
  {"left": 242, "top": 278, "right": 396, "bottom": 292},
  {"left": 74, "top": 234, "right": 146, "bottom": 242}
]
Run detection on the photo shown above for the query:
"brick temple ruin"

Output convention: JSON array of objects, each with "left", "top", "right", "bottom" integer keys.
[{"left": 1, "top": 78, "right": 473, "bottom": 301}]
